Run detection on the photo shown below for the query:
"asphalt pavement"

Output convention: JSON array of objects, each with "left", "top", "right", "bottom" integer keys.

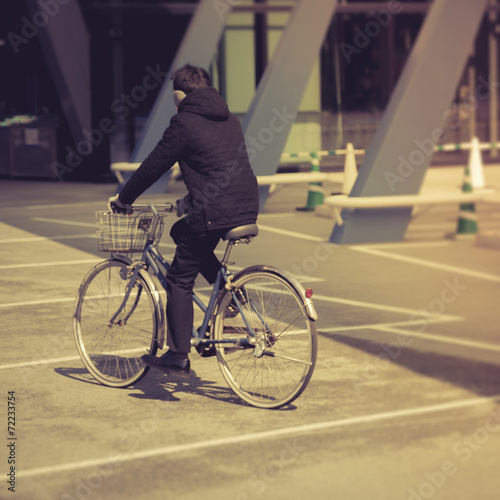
[{"left": 1, "top": 167, "right": 500, "bottom": 500}]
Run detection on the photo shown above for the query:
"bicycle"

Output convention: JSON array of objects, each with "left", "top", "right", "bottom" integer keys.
[{"left": 73, "top": 203, "right": 318, "bottom": 409}]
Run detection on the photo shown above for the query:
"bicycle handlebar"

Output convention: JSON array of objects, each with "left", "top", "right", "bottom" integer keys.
[{"left": 129, "top": 203, "right": 177, "bottom": 214}]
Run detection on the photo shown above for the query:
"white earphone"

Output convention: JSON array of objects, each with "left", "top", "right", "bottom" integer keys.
[{"left": 173, "top": 90, "right": 187, "bottom": 108}]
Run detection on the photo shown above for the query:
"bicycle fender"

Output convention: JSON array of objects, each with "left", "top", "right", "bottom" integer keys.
[
  {"left": 231, "top": 265, "right": 318, "bottom": 321},
  {"left": 109, "top": 256, "right": 166, "bottom": 349}
]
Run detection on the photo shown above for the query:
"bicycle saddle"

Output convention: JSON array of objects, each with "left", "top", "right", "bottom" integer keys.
[{"left": 223, "top": 224, "right": 259, "bottom": 241}]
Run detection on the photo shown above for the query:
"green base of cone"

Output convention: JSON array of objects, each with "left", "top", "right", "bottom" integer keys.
[{"left": 457, "top": 218, "right": 478, "bottom": 235}]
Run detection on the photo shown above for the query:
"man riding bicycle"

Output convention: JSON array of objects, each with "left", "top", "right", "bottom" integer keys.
[{"left": 108, "top": 64, "right": 259, "bottom": 377}]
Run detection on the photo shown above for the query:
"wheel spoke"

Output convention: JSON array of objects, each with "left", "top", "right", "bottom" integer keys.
[
  {"left": 215, "top": 269, "right": 317, "bottom": 409},
  {"left": 74, "top": 260, "right": 158, "bottom": 387}
]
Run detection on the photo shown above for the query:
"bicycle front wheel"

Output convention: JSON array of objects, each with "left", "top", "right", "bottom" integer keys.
[
  {"left": 213, "top": 266, "right": 317, "bottom": 409},
  {"left": 73, "top": 258, "right": 160, "bottom": 387}
]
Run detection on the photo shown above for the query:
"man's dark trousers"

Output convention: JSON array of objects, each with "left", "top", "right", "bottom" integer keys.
[{"left": 166, "top": 218, "right": 228, "bottom": 354}]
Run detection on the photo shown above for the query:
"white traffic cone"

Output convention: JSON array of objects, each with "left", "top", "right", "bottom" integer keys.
[
  {"left": 314, "top": 143, "right": 359, "bottom": 219},
  {"left": 469, "top": 136, "right": 485, "bottom": 190},
  {"left": 342, "top": 143, "right": 358, "bottom": 194}
]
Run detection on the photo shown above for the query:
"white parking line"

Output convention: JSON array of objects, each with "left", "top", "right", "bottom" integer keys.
[
  {"left": 0, "top": 234, "right": 96, "bottom": 244},
  {"left": 354, "top": 241, "right": 451, "bottom": 250},
  {"left": 318, "top": 317, "right": 459, "bottom": 334},
  {"left": 322, "top": 320, "right": 500, "bottom": 353},
  {"left": 409, "top": 222, "right": 500, "bottom": 230},
  {"left": 0, "top": 348, "right": 150, "bottom": 371},
  {"left": 312, "top": 293, "right": 460, "bottom": 321},
  {"left": 0, "top": 259, "right": 101, "bottom": 270},
  {"left": 352, "top": 246, "right": 500, "bottom": 283},
  {"left": 18, "top": 395, "right": 500, "bottom": 479},
  {"left": 0, "top": 297, "right": 74, "bottom": 309},
  {"left": 31, "top": 217, "right": 95, "bottom": 228},
  {"left": 258, "top": 224, "right": 325, "bottom": 242},
  {"left": 373, "top": 324, "right": 500, "bottom": 353},
  {"left": 0, "top": 355, "right": 82, "bottom": 370},
  {"left": 26, "top": 201, "right": 106, "bottom": 209}
]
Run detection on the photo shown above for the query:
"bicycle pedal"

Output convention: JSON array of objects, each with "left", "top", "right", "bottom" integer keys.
[{"left": 195, "top": 344, "right": 217, "bottom": 357}]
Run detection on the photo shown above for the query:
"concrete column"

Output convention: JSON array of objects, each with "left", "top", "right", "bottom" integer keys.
[
  {"left": 130, "top": 0, "right": 229, "bottom": 163},
  {"left": 330, "top": 0, "right": 489, "bottom": 244},
  {"left": 241, "top": 0, "right": 338, "bottom": 196},
  {"left": 489, "top": 0, "right": 499, "bottom": 157},
  {"left": 25, "top": 0, "right": 90, "bottom": 144}
]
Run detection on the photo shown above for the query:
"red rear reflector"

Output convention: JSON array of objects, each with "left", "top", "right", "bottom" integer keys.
[{"left": 305, "top": 288, "right": 313, "bottom": 299}]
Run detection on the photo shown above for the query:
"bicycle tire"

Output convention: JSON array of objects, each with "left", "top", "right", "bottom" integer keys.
[
  {"left": 73, "top": 258, "right": 161, "bottom": 387},
  {"left": 213, "top": 266, "right": 317, "bottom": 409}
]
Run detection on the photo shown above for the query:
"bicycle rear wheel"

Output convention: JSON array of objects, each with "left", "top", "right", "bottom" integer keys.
[
  {"left": 73, "top": 258, "right": 160, "bottom": 387},
  {"left": 213, "top": 266, "right": 317, "bottom": 409}
]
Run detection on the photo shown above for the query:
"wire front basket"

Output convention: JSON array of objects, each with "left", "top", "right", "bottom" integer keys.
[{"left": 96, "top": 210, "right": 165, "bottom": 253}]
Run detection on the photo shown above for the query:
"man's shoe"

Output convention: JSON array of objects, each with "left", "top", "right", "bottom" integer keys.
[{"left": 141, "top": 351, "right": 190, "bottom": 378}]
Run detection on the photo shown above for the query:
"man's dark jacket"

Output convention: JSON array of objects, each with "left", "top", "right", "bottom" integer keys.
[{"left": 119, "top": 87, "right": 259, "bottom": 235}]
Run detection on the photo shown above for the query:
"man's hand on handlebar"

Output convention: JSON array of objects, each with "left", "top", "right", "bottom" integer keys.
[{"left": 107, "top": 194, "right": 133, "bottom": 215}]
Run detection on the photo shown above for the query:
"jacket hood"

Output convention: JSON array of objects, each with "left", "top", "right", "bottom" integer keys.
[{"left": 178, "top": 87, "right": 230, "bottom": 121}]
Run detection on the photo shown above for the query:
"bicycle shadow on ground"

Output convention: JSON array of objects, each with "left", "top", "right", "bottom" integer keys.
[
  {"left": 52, "top": 364, "right": 232, "bottom": 401},
  {"left": 54, "top": 365, "right": 110, "bottom": 387},
  {"left": 129, "top": 368, "right": 242, "bottom": 405},
  {"left": 129, "top": 368, "right": 298, "bottom": 410},
  {"left": 318, "top": 330, "right": 500, "bottom": 398},
  {"left": 52, "top": 365, "right": 244, "bottom": 405},
  {"left": 53, "top": 363, "right": 298, "bottom": 410}
]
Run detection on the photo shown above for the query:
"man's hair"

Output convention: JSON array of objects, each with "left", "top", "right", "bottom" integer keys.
[{"left": 171, "top": 65, "right": 211, "bottom": 94}]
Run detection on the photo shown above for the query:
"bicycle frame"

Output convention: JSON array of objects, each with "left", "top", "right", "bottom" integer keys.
[{"left": 110, "top": 235, "right": 260, "bottom": 353}]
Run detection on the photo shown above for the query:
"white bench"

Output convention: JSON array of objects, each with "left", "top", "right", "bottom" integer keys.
[
  {"left": 110, "top": 162, "right": 343, "bottom": 187},
  {"left": 256, "top": 172, "right": 342, "bottom": 186},
  {"left": 110, "top": 162, "right": 141, "bottom": 184},
  {"left": 111, "top": 162, "right": 183, "bottom": 184},
  {"left": 321, "top": 190, "right": 495, "bottom": 225},
  {"left": 110, "top": 143, "right": 364, "bottom": 186}
]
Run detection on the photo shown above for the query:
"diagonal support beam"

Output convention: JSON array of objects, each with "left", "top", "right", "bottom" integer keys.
[
  {"left": 124, "top": 0, "right": 229, "bottom": 193},
  {"left": 130, "top": 0, "right": 228, "bottom": 163},
  {"left": 241, "top": 0, "right": 338, "bottom": 206},
  {"left": 24, "top": 0, "right": 90, "bottom": 143},
  {"left": 330, "top": 0, "right": 489, "bottom": 244}
]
